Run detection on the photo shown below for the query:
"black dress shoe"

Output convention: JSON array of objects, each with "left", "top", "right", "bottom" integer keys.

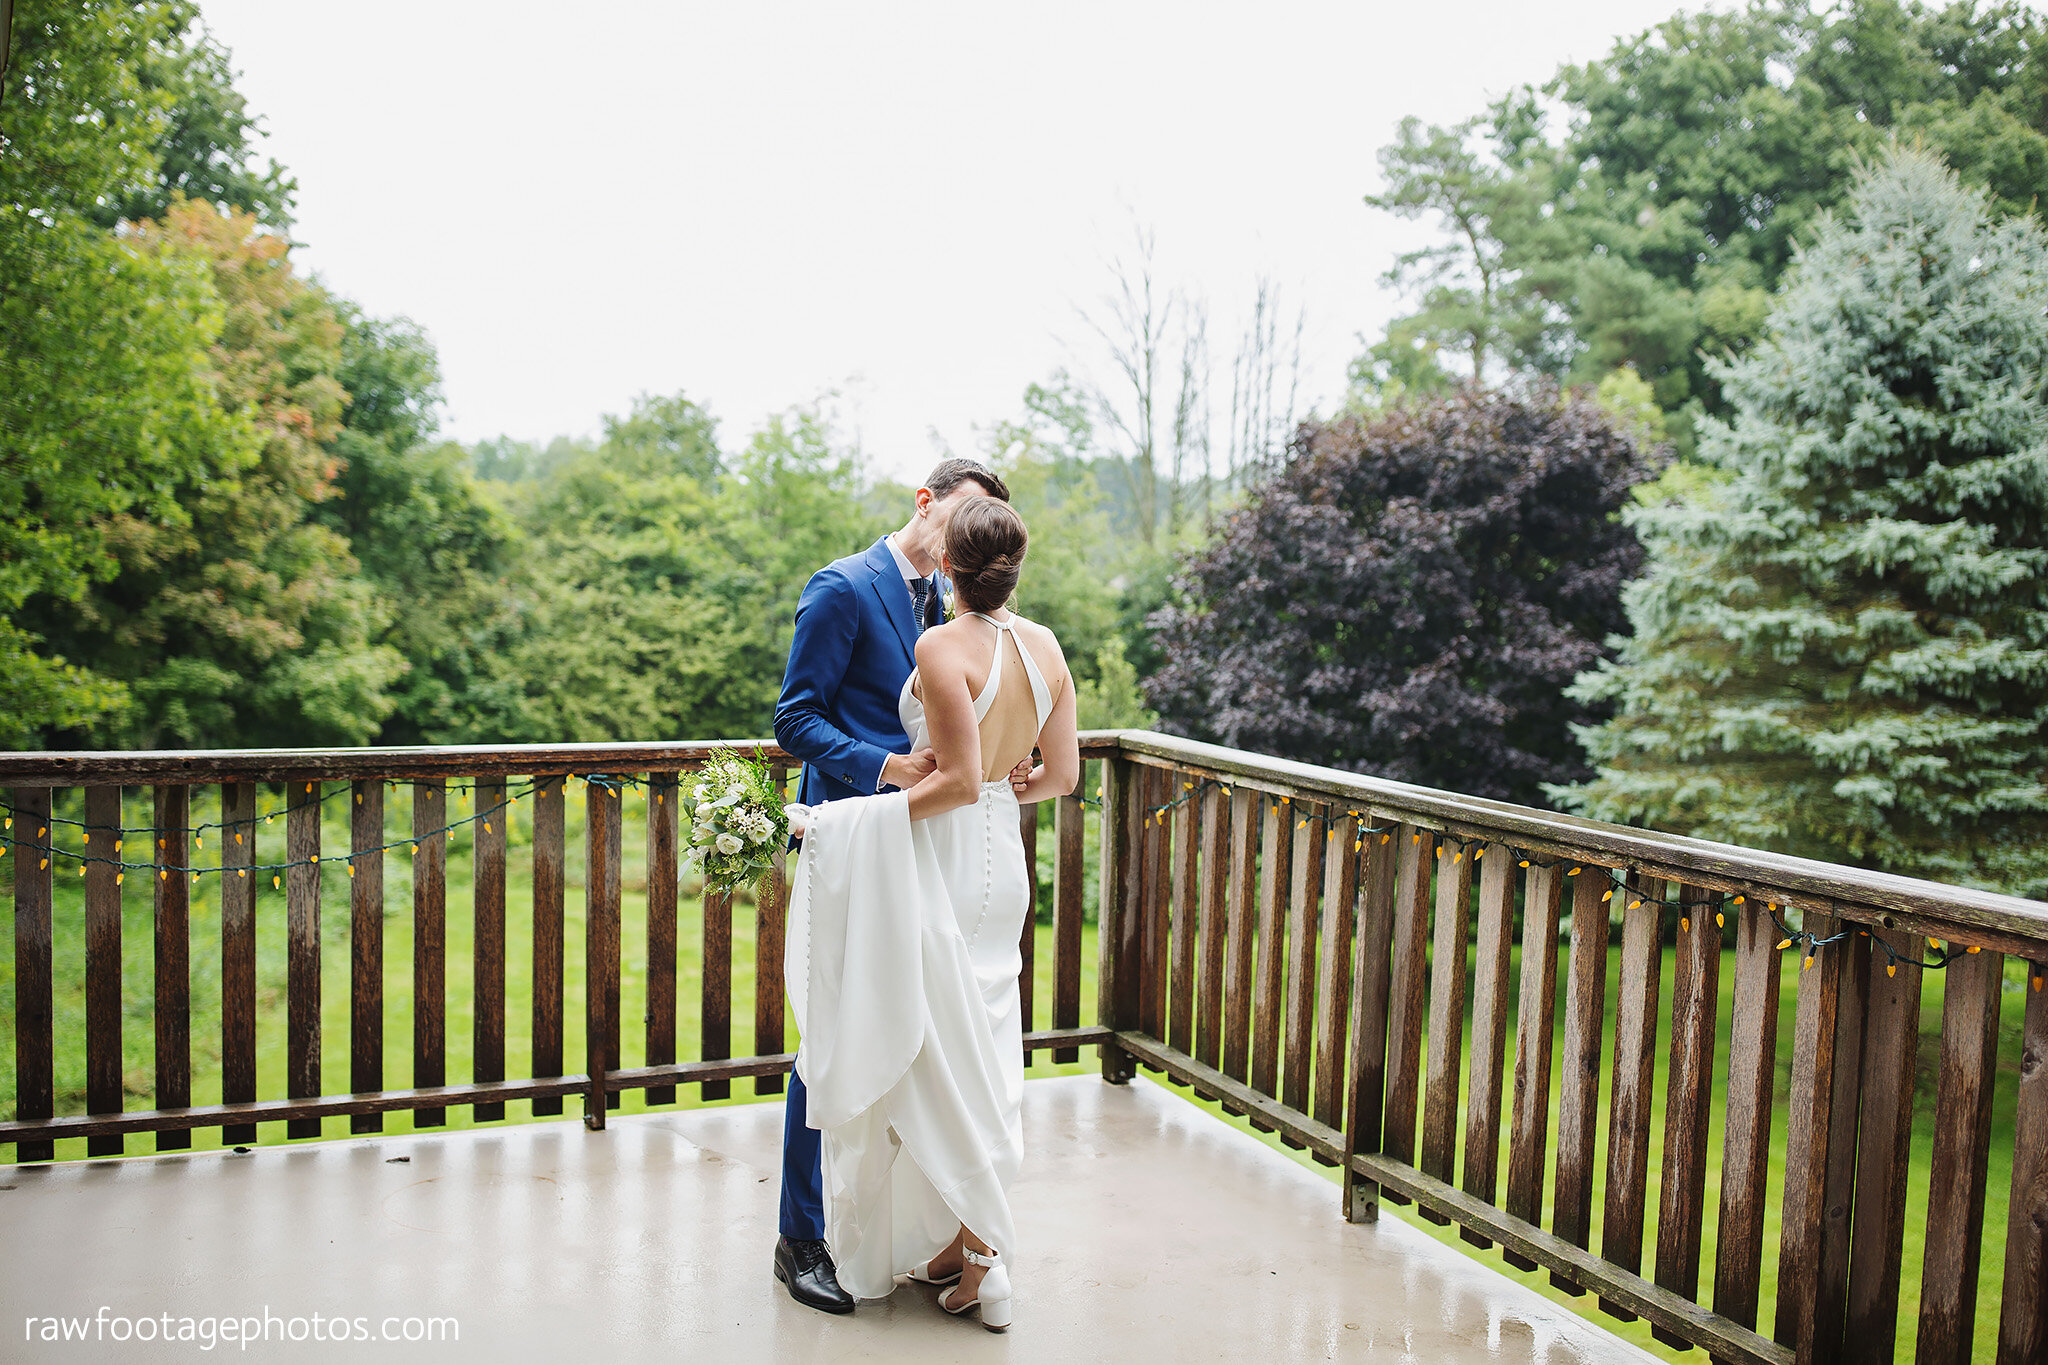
[{"left": 774, "top": 1235, "right": 855, "bottom": 1314}]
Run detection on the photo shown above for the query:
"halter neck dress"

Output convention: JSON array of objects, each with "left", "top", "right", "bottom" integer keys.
[{"left": 784, "top": 610, "right": 1059, "bottom": 1300}]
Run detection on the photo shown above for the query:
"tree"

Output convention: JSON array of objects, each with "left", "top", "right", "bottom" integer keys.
[
  {"left": 1556, "top": 148, "right": 2048, "bottom": 897},
  {"left": 316, "top": 302, "right": 517, "bottom": 744},
  {"left": 22, "top": 200, "right": 405, "bottom": 747},
  {"left": 1361, "top": 115, "right": 1544, "bottom": 389},
  {"left": 1149, "top": 387, "right": 1657, "bottom": 805},
  {"left": 90, "top": 2, "right": 296, "bottom": 231},
  {"left": 1359, "top": 1, "right": 2048, "bottom": 439},
  {"left": 0, "top": 0, "right": 241, "bottom": 744}
]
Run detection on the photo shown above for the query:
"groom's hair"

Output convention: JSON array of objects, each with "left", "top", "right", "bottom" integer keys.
[{"left": 924, "top": 457, "right": 1010, "bottom": 504}]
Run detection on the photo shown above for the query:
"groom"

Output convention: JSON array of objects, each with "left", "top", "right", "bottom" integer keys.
[{"left": 769, "top": 456, "right": 1017, "bottom": 1314}]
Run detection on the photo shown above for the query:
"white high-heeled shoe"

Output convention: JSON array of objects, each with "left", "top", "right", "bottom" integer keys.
[
  {"left": 906, "top": 1254, "right": 960, "bottom": 1287},
  {"left": 939, "top": 1247, "right": 1012, "bottom": 1332}
]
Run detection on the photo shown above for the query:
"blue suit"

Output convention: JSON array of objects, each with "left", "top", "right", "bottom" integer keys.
[{"left": 771, "top": 536, "right": 944, "bottom": 1240}]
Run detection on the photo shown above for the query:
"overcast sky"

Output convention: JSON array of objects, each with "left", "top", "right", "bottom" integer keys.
[{"left": 196, "top": 1, "right": 1705, "bottom": 484}]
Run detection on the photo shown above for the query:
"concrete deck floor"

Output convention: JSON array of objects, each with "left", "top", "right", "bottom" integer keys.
[{"left": 1, "top": 1075, "right": 1655, "bottom": 1363}]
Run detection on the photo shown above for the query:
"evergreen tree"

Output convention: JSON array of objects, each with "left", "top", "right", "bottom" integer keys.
[{"left": 1556, "top": 147, "right": 2048, "bottom": 897}]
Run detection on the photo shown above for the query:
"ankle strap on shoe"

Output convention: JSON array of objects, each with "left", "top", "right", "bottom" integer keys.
[{"left": 963, "top": 1248, "right": 1001, "bottom": 1268}]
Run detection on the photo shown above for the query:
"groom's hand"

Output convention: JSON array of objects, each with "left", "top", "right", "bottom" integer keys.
[
  {"left": 881, "top": 748, "right": 937, "bottom": 790},
  {"left": 1009, "top": 756, "right": 1033, "bottom": 794}
]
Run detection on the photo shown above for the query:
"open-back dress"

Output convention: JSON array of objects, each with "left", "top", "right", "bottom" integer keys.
[{"left": 782, "top": 611, "right": 1058, "bottom": 1300}]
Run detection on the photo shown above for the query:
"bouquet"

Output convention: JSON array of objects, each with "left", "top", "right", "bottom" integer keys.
[{"left": 685, "top": 750, "right": 790, "bottom": 898}]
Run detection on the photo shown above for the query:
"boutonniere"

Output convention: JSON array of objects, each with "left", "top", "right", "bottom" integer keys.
[{"left": 943, "top": 589, "right": 956, "bottom": 623}]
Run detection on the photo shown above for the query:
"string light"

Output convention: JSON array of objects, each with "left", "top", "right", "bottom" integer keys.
[{"left": 4, "top": 770, "right": 2021, "bottom": 985}]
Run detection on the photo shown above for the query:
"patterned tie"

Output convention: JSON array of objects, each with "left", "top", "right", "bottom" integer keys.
[{"left": 908, "top": 577, "right": 932, "bottom": 634}]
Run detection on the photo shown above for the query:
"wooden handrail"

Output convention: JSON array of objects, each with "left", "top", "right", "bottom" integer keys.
[{"left": 1113, "top": 729, "right": 2048, "bottom": 946}]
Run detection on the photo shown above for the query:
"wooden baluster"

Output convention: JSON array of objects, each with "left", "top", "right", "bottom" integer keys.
[
  {"left": 285, "top": 780, "right": 322, "bottom": 1139},
  {"left": 1844, "top": 927, "right": 1921, "bottom": 1356},
  {"left": 1459, "top": 841, "right": 1516, "bottom": 1246},
  {"left": 1503, "top": 862, "right": 1564, "bottom": 1270},
  {"left": 1020, "top": 796, "right": 1039, "bottom": 1064},
  {"left": 1819, "top": 930, "right": 1872, "bottom": 1356},
  {"left": 473, "top": 776, "right": 508, "bottom": 1120},
  {"left": 1280, "top": 803, "right": 1325, "bottom": 1145},
  {"left": 645, "top": 772, "right": 678, "bottom": 1106},
  {"left": 1381, "top": 826, "right": 1434, "bottom": 1201},
  {"left": 84, "top": 785, "right": 124, "bottom": 1157},
  {"left": 1051, "top": 778, "right": 1086, "bottom": 1063},
  {"left": 1651, "top": 884, "right": 1721, "bottom": 1346},
  {"left": 756, "top": 765, "right": 790, "bottom": 1093},
  {"left": 1600, "top": 873, "right": 1665, "bottom": 1318},
  {"left": 1311, "top": 812, "right": 1361, "bottom": 1146},
  {"left": 1775, "top": 910, "right": 1861, "bottom": 1362},
  {"left": 1342, "top": 821, "right": 1400, "bottom": 1223},
  {"left": 1552, "top": 865, "right": 1611, "bottom": 1293},
  {"left": 1219, "top": 786, "right": 1258, "bottom": 1099},
  {"left": 220, "top": 781, "right": 257, "bottom": 1145},
  {"left": 1195, "top": 784, "right": 1231, "bottom": 1072},
  {"left": 585, "top": 778, "right": 622, "bottom": 1123},
  {"left": 1098, "top": 757, "right": 1139, "bottom": 1084},
  {"left": 1168, "top": 785, "right": 1199, "bottom": 1058},
  {"left": 11, "top": 786, "right": 54, "bottom": 1162},
  {"left": 413, "top": 779, "right": 447, "bottom": 1127},
  {"left": 1417, "top": 834, "right": 1475, "bottom": 1223},
  {"left": 1712, "top": 898, "right": 1782, "bottom": 1333},
  {"left": 531, "top": 777, "right": 566, "bottom": 1116},
  {"left": 1248, "top": 795, "right": 1294, "bottom": 1128},
  {"left": 701, "top": 880, "right": 732, "bottom": 1102},
  {"left": 1915, "top": 944, "right": 2004, "bottom": 1365},
  {"left": 1140, "top": 767, "right": 1172, "bottom": 1051},
  {"left": 349, "top": 780, "right": 384, "bottom": 1134},
  {"left": 2000, "top": 956, "right": 2048, "bottom": 1365},
  {"left": 153, "top": 784, "right": 192, "bottom": 1152}
]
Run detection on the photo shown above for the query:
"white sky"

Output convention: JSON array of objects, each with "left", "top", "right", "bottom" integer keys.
[{"left": 196, "top": 1, "right": 1703, "bottom": 484}]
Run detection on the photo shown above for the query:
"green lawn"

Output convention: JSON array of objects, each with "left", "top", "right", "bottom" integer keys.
[{"left": 2, "top": 782, "right": 2027, "bottom": 1363}]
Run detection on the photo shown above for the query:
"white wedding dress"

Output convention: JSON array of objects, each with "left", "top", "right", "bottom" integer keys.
[{"left": 783, "top": 611, "right": 1056, "bottom": 1300}]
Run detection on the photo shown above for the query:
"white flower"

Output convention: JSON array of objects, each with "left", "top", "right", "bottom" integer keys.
[
  {"left": 747, "top": 825, "right": 770, "bottom": 845},
  {"left": 715, "top": 832, "right": 743, "bottom": 856}
]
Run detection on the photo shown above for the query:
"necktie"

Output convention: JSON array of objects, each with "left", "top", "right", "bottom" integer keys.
[{"left": 908, "top": 577, "right": 931, "bottom": 634}]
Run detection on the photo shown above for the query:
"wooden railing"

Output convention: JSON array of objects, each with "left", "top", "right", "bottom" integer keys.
[
  {"left": 4, "top": 732, "right": 2044, "bottom": 1363},
  {"left": 1096, "top": 733, "right": 2048, "bottom": 1365},
  {"left": 0, "top": 739, "right": 1114, "bottom": 1155}
]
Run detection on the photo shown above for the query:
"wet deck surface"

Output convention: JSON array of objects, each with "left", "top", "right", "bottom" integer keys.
[{"left": 2, "top": 1075, "right": 1655, "bottom": 1362}]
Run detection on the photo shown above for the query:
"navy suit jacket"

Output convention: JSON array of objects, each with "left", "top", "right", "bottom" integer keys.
[{"left": 774, "top": 537, "right": 947, "bottom": 810}]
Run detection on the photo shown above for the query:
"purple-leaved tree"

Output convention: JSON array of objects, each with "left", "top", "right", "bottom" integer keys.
[{"left": 1146, "top": 386, "right": 1657, "bottom": 806}]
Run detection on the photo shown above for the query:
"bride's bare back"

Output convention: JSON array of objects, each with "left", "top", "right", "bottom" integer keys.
[{"left": 905, "top": 609, "right": 1080, "bottom": 822}]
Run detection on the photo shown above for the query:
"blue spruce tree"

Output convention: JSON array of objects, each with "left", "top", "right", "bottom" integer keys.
[{"left": 1556, "top": 146, "right": 2048, "bottom": 896}]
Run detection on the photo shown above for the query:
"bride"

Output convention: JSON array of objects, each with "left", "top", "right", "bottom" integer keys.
[{"left": 783, "top": 495, "right": 1079, "bottom": 1332}]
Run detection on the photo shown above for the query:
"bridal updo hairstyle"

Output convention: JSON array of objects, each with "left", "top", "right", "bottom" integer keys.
[{"left": 944, "top": 496, "right": 1028, "bottom": 615}]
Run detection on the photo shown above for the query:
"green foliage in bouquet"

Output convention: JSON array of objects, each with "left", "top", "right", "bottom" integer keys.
[{"left": 686, "top": 750, "right": 790, "bottom": 898}]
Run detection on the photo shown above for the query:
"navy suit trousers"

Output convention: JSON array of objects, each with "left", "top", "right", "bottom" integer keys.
[{"left": 779, "top": 1066, "right": 825, "bottom": 1239}]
